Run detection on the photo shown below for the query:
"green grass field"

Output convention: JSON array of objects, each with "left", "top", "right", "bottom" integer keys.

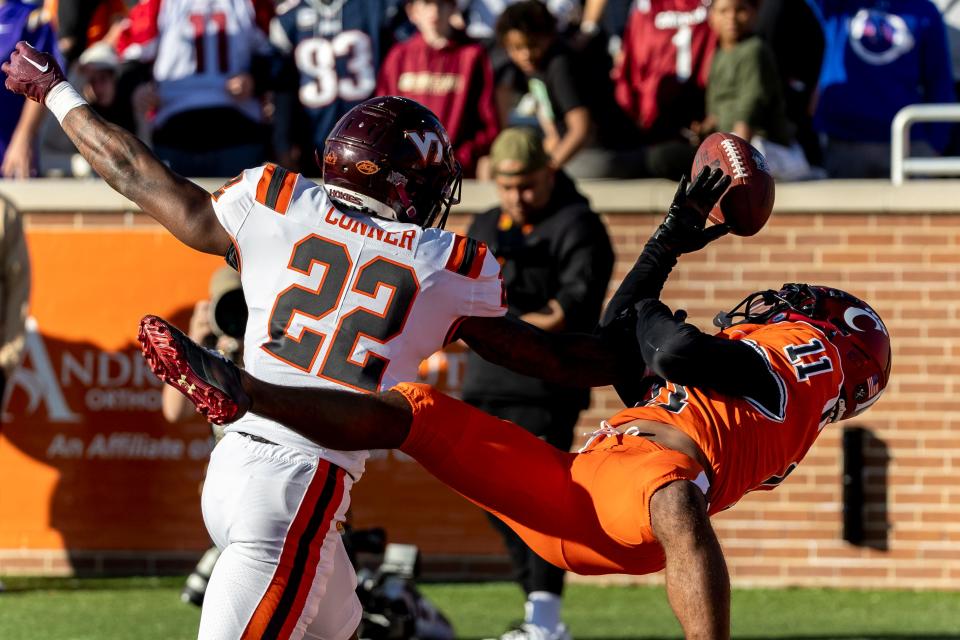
[{"left": 0, "top": 577, "right": 958, "bottom": 640}]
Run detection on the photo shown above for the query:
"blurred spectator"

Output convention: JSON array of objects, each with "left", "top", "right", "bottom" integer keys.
[
  {"left": 161, "top": 266, "right": 244, "bottom": 427},
  {"left": 117, "top": 0, "right": 274, "bottom": 177},
  {"left": 270, "top": 0, "right": 403, "bottom": 172},
  {"left": 810, "top": 0, "right": 955, "bottom": 178},
  {"left": 753, "top": 0, "right": 825, "bottom": 166},
  {"left": 613, "top": 0, "right": 715, "bottom": 177},
  {"left": 39, "top": 42, "right": 135, "bottom": 176},
  {"left": 376, "top": 0, "right": 499, "bottom": 177},
  {"left": 0, "top": 0, "right": 61, "bottom": 179},
  {"left": 457, "top": 0, "right": 579, "bottom": 41},
  {"left": 0, "top": 196, "right": 29, "bottom": 407},
  {"left": 700, "top": 0, "right": 812, "bottom": 180},
  {"left": 495, "top": 0, "right": 648, "bottom": 178},
  {"left": 580, "top": 0, "right": 633, "bottom": 64},
  {"left": 462, "top": 127, "right": 613, "bottom": 640},
  {"left": 45, "top": 0, "right": 127, "bottom": 66},
  {"left": 931, "top": 0, "right": 960, "bottom": 94}
]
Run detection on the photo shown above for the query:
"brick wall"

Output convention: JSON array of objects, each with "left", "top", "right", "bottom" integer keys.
[{"left": 13, "top": 204, "right": 960, "bottom": 588}]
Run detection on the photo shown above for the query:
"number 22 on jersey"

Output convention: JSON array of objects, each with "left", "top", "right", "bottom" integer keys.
[{"left": 262, "top": 235, "right": 419, "bottom": 393}]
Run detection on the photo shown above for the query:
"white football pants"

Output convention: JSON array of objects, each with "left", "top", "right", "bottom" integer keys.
[{"left": 199, "top": 433, "right": 362, "bottom": 640}]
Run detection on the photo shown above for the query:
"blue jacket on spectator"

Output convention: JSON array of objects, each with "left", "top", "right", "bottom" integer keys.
[
  {"left": 0, "top": 1, "right": 61, "bottom": 161},
  {"left": 809, "top": 0, "right": 955, "bottom": 149}
]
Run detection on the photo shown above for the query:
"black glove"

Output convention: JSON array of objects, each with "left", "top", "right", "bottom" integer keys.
[{"left": 653, "top": 167, "right": 732, "bottom": 255}]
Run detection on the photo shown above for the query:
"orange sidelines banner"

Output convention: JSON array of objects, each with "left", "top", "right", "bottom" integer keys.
[{"left": 0, "top": 228, "right": 502, "bottom": 559}]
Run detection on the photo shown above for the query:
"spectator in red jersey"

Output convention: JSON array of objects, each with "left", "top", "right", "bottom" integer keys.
[
  {"left": 614, "top": 0, "right": 716, "bottom": 177},
  {"left": 377, "top": 0, "right": 499, "bottom": 178},
  {"left": 495, "top": 0, "right": 649, "bottom": 179}
]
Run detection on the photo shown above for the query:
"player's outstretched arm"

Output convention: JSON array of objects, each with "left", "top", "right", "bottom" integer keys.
[
  {"left": 452, "top": 172, "right": 731, "bottom": 391},
  {"left": 243, "top": 376, "right": 415, "bottom": 451},
  {"left": 455, "top": 314, "right": 622, "bottom": 388},
  {"left": 601, "top": 167, "right": 730, "bottom": 327},
  {"left": 2, "top": 42, "right": 230, "bottom": 256}
]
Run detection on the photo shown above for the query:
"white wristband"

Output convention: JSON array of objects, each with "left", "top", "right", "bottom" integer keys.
[{"left": 45, "top": 82, "right": 88, "bottom": 124}]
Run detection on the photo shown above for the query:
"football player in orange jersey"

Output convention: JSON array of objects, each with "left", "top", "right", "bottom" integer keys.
[{"left": 140, "top": 177, "right": 891, "bottom": 639}]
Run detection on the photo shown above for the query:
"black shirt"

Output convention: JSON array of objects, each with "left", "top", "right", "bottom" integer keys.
[
  {"left": 531, "top": 40, "right": 642, "bottom": 150},
  {"left": 462, "top": 172, "right": 614, "bottom": 408}
]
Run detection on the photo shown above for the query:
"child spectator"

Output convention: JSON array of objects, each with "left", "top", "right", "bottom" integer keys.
[
  {"left": 377, "top": 0, "right": 499, "bottom": 177},
  {"left": 495, "top": 0, "right": 647, "bottom": 178},
  {"left": 811, "top": 0, "right": 955, "bottom": 178},
  {"left": 700, "top": 0, "right": 812, "bottom": 179}
]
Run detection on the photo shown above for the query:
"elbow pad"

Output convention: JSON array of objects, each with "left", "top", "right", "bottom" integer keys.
[{"left": 634, "top": 299, "right": 705, "bottom": 383}]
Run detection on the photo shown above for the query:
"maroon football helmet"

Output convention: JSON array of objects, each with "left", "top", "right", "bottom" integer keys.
[
  {"left": 715, "top": 283, "right": 892, "bottom": 421},
  {"left": 320, "top": 96, "right": 462, "bottom": 228}
]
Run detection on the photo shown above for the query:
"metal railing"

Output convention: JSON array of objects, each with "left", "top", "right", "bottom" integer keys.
[{"left": 890, "top": 103, "right": 960, "bottom": 185}]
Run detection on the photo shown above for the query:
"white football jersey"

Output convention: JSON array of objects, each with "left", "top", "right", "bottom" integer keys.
[
  {"left": 210, "top": 165, "right": 506, "bottom": 477},
  {"left": 122, "top": 0, "right": 271, "bottom": 127}
]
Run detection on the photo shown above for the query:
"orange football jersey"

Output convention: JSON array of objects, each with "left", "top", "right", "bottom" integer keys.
[{"left": 605, "top": 321, "right": 844, "bottom": 514}]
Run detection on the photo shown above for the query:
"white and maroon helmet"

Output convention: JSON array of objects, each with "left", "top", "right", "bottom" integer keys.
[{"left": 321, "top": 96, "right": 462, "bottom": 229}]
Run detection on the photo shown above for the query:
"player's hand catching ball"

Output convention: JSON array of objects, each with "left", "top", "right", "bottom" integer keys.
[
  {"left": 654, "top": 167, "right": 732, "bottom": 255},
  {"left": 2, "top": 41, "right": 65, "bottom": 103}
]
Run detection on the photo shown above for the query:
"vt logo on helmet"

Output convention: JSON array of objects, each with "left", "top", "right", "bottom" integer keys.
[
  {"left": 715, "top": 283, "right": 892, "bottom": 421},
  {"left": 404, "top": 131, "right": 445, "bottom": 165},
  {"left": 321, "top": 96, "right": 462, "bottom": 229}
]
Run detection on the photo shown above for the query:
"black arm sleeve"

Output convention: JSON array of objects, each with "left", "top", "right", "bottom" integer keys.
[
  {"left": 599, "top": 237, "right": 676, "bottom": 329},
  {"left": 634, "top": 299, "right": 783, "bottom": 411}
]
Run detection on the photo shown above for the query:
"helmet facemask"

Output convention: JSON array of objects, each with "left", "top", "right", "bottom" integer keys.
[{"left": 713, "top": 283, "right": 820, "bottom": 329}]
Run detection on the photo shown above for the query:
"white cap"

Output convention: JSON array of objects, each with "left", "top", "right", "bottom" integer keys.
[{"left": 78, "top": 42, "right": 119, "bottom": 71}]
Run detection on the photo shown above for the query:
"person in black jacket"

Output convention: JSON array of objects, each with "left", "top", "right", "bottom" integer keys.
[{"left": 462, "top": 127, "right": 613, "bottom": 640}]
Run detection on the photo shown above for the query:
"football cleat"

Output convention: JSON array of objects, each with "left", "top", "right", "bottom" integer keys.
[{"left": 138, "top": 315, "right": 250, "bottom": 425}]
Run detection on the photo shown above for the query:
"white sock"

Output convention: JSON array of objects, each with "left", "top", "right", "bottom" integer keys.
[{"left": 525, "top": 591, "right": 561, "bottom": 630}]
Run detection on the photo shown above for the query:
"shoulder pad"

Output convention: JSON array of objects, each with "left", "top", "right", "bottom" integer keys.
[
  {"left": 254, "top": 163, "right": 300, "bottom": 214},
  {"left": 444, "top": 234, "right": 489, "bottom": 279}
]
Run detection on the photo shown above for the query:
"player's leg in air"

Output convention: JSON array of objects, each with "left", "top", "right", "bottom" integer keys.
[{"left": 139, "top": 315, "right": 732, "bottom": 640}]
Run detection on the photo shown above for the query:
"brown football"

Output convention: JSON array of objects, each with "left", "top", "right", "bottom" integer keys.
[{"left": 691, "top": 132, "right": 775, "bottom": 237}]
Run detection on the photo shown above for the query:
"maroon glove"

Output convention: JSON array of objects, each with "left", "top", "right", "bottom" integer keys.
[{"left": 1, "top": 41, "right": 66, "bottom": 104}]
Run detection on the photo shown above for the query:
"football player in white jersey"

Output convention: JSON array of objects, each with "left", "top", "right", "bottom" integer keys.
[{"left": 3, "top": 45, "right": 627, "bottom": 640}]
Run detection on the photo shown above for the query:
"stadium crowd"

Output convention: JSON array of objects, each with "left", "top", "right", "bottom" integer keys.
[{"left": 0, "top": 0, "right": 957, "bottom": 181}]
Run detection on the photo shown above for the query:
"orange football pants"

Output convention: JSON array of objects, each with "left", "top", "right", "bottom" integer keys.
[{"left": 393, "top": 383, "right": 705, "bottom": 576}]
